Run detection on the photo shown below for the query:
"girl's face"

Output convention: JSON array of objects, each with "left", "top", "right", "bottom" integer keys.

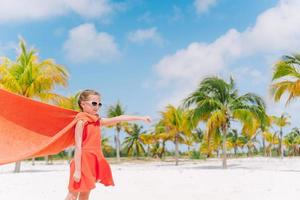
[{"left": 81, "top": 95, "right": 101, "bottom": 115}]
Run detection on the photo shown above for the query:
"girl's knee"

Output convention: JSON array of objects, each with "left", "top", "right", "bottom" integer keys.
[{"left": 79, "top": 191, "right": 90, "bottom": 199}]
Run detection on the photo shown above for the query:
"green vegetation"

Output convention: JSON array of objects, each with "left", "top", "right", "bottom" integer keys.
[{"left": 2, "top": 39, "right": 300, "bottom": 169}]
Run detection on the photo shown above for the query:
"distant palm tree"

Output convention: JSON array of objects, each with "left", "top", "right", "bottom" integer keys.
[
  {"left": 123, "top": 124, "right": 146, "bottom": 158},
  {"left": 227, "top": 129, "right": 239, "bottom": 156},
  {"left": 191, "top": 128, "right": 204, "bottom": 144},
  {"left": 271, "top": 114, "right": 290, "bottom": 158},
  {"left": 151, "top": 122, "right": 169, "bottom": 159},
  {"left": 186, "top": 128, "right": 204, "bottom": 154},
  {"left": 284, "top": 127, "right": 300, "bottom": 156},
  {"left": 0, "top": 39, "right": 69, "bottom": 172},
  {"left": 183, "top": 77, "right": 266, "bottom": 169},
  {"left": 263, "top": 131, "right": 279, "bottom": 157},
  {"left": 101, "top": 136, "right": 114, "bottom": 156},
  {"left": 158, "top": 105, "right": 192, "bottom": 166},
  {"left": 200, "top": 128, "right": 222, "bottom": 158},
  {"left": 107, "top": 102, "right": 126, "bottom": 162},
  {"left": 258, "top": 114, "right": 272, "bottom": 156},
  {"left": 242, "top": 135, "right": 259, "bottom": 157},
  {"left": 140, "top": 132, "right": 156, "bottom": 158},
  {"left": 271, "top": 54, "right": 300, "bottom": 105}
]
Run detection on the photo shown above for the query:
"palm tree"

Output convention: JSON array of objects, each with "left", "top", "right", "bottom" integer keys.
[
  {"left": 187, "top": 128, "right": 204, "bottom": 155},
  {"left": 242, "top": 135, "right": 260, "bottom": 157},
  {"left": 258, "top": 114, "right": 272, "bottom": 156},
  {"left": 55, "top": 92, "right": 81, "bottom": 111},
  {"left": 271, "top": 114, "right": 290, "bottom": 158},
  {"left": 200, "top": 128, "right": 222, "bottom": 158},
  {"left": 140, "top": 132, "right": 156, "bottom": 158},
  {"left": 263, "top": 131, "right": 279, "bottom": 157},
  {"left": 123, "top": 124, "right": 146, "bottom": 158},
  {"left": 227, "top": 129, "right": 239, "bottom": 156},
  {"left": 0, "top": 39, "right": 69, "bottom": 172},
  {"left": 107, "top": 101, "right": 126, "bottom": 162},
  {"left": 183, "top": 77, "right": 266, "bottom": 169},
  {"left": 191, "top": 128, "right": 204, "bottom": 144},
  {"left": 271, "top": 54, "right": 300, "bottom": 105},
  {"left": 152, "top": 122, "right": 170, "bottom": 159},
  {"left": 284, "top": 127, "right": 300, "bottom": 156},
  {"left": 158, "top": 105, "right": 192, "bottom": 166},
  {"left": 101, "top": 136, "right": 114, "bottom": 157}
]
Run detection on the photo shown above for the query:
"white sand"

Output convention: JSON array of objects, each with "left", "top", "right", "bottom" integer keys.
[{"left": 1, "top": 157, "right": 300, "bottom": 200}]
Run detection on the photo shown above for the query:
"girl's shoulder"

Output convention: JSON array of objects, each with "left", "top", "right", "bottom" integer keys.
[{"left": 75, "top": 112, "right": 100, "bottom": 124}]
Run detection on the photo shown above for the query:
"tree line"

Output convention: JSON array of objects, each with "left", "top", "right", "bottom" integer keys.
[{"left": 1, "top": 39, "right": 300, "bottom": 172}]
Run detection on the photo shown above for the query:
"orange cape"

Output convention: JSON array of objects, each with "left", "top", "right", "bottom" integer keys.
[{"left": 0, "top": 88, "right": 92, "bottom": 165}]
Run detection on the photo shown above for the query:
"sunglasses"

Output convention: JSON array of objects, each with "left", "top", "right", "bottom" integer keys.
[{"left": 86, "top": 101, "right": 102, "bottom": 107}]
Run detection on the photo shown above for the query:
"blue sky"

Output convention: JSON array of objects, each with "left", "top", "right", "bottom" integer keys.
[{"left": 1, "top": 0, "right": 300, "bottom": 141}]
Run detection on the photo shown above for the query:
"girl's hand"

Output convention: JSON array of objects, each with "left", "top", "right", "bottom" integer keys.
[
  {"left": 142, "top": 116, "right": 152, "bottom": 123},
  {"left": 73, "top": 170, "right": 81, "bottom": 182}
]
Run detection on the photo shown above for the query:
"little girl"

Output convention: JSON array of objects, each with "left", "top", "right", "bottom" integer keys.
[{"left": 65, "top": 89, "right": 151, "bottom": 200}]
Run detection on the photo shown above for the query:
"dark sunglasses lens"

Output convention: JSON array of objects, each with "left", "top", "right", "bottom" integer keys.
[{"left": 92, "top": 102, "right": 102, "bottom": 107}]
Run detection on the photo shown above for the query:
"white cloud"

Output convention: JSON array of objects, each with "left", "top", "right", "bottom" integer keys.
[
  {"left": 243, "top": 0, "right": 300, "bottom": 54},
  {"left": 0, "top": 41, "right": 17, "bottom": 56},
  {"left": 194, "top": 0, "right": 217, "bottom": 15},
  {"left": 0, "top": 0, "right": 114, "bottom": 23},
  {"left": 230, "top": 67, "right": 265, "bottom": 86},
  {"left": 155, "top": 28, "right": 240, "bottom": 86},
  {"left": 128, "top": 27, "right": 164, "bottom": 45},
  {"left": 63, "top": 23, "right": 120, "bottom": 63},
  {"left": 65, "top": 0, "right": 113, "bottom": 19},
  {"left": 154, "top": 0, "right": 300, "bottom": 110}
]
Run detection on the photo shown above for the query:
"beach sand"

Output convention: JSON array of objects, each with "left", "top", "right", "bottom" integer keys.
[{"left": 1, "top": 157, "right": 300, "bottom": 200}]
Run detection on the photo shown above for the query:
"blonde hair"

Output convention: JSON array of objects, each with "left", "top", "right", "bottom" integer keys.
[{"left": 78, "top": 89, "right": 101, "bottom": 111}]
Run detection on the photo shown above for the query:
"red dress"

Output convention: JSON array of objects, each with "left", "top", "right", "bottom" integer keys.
[{"left": 68, "top": 112, "right": 115, "bottom": 192}]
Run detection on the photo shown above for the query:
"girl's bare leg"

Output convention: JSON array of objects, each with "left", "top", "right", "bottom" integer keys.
[
  {"left": 79, "top": 191, "right": 91, "bottom": 200},
  {"left": 65, "top": 191, "right": 78, "bottom": 200}
]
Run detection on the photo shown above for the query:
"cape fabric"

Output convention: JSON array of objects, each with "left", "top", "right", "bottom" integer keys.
[{"left": 0, "top": 88, "right": 97, "bottom": 165}]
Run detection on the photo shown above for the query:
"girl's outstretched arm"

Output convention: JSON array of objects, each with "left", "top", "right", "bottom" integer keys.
[
  {"left": 73, "top": 120, "right": 84, "bottom": 182},
  {"left": 101, "top": 115, "right": 151, "bottom": 126}
]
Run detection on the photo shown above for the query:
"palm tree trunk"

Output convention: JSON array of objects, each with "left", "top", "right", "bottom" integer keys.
[
  {"left": 247, "top": 145, "right": 251, "bottom": 157},
  {"left": 175, "top": 135, "right": 179, "bottom": 166},
  {"left": 268, "top": 145, "right": 272, "bottom": 157},
  {"left": 146, "top": 145, "right": 150, "bottom": 159},
  {"left": 45, "top": 155, "right": 49, "bottom": 165},
  {"left": 136, "top": 144, "right": 140, "bottom": 159},
  {"left": 14, "top": 161, "right": 21, "bottom": 173},
  {"left": 115, "top": 131, "right": 121, "bottom": 162},
  {"left": 67, "top": 147, "right": 73, "bottom": 163},
  {"left": 162, "top": 141, "right": 166, "bottom": 160},
  {"left": 234, "top": 146, "right": 237, "bottom": 156},
  {"left": 222, "top": 126, "right": 227, "bottom": 169},
  {"left": 280, "top": 128, "right": 283, "bottom": 159},
  {"left": 262, "top": 137, "right": 266, "bottom": 156},
  {"left": 207, "top": 139, "right": 211, "bottom": 158}
]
